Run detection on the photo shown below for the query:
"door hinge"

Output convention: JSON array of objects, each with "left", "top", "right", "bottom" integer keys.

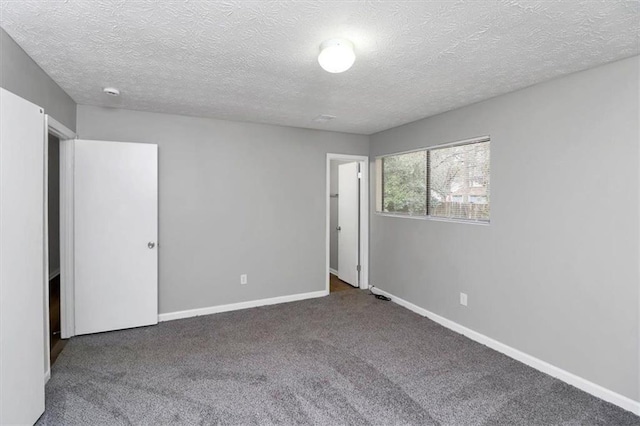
[
  {"left": 357, "top": 172, "right": 362, "bottom": 179},
  {"left": 357, "top": 265, "right": 361, "bottom": 272}
]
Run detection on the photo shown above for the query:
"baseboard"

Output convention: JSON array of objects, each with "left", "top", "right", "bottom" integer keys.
[
  {"left": 158, "top": 289, "right": 329, "bottom": 322},
  {"left": 45, "top": 368, "right": 51, "bottom": 383},
  {"left": 329, "top": 268, "right": 338, "bottom": 276},
  {"left": 373, "top": 287, "right": 640, "bottom": 416},
  {"left": 49, "top": 268, "right": 60, "bottom": 280}
]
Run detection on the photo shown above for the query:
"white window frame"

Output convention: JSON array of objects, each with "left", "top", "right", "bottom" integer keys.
[{"left": 375, "top": 135, "right": 491, "bottom": 226}]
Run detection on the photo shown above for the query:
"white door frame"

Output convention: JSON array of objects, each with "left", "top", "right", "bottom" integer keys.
[
  {"left": 326, "top": 153, "right": 369, "bottom": 292},
  {"left": 59, "top": 139, "right": 75, "bottom": 339},
  {"left": 43, "top": 116, "right": 76, "bottom": 381}
]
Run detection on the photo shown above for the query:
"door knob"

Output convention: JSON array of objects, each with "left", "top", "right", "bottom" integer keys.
[{"left": 148, "top": 242, "right": 156, "bottom": 249}]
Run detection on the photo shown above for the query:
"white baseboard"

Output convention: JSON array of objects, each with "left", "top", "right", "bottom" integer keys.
[
  {"left": 158, "top": 289, "right": 329, "bottom": 322},
  {"left": 373, "top": 287, "right": 640, "bottom": 416},
  {"left": 49, "top": 268, "right": 60, "bottom": 280},
  {"left": 45, "top": 368, "right": 51, "bottom": 383},
  {"left": 329, "top": 268, "right": 338, "bottom": 276}
]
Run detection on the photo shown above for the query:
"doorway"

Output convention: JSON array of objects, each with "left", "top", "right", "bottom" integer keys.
[
  {"left": 44, "top": 115, "right": 75, "bottom": 379},
  {"left": 47, "top": 134, "right": 66, "bottom": 365},
  {"left": 326, "top": 154, "right": 369, "bottom": 294},
  {"left": 44, "top": 137, "right": 159, "bottom": 343}
]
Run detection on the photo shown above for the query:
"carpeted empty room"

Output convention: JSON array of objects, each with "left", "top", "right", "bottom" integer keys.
[
  {"left": 1, "top": 1, "right": 639, "bottom": 425},
  {"left": 37, "top": 292, "right": 638, "bottom": 425}
]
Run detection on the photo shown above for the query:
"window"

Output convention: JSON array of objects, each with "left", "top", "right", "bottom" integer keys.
[
  {"left": 376, "top": 138, "right": 490, "bottom": 222},
  {"left": 378, "top": 150, "right": 427, "bottom": 215}
]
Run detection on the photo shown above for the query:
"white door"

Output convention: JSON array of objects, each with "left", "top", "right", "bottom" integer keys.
[
  {"left": 0, "top": 89, "right": 46, "bottom": 424},
  {"left": 338, "top": 162, "right": 359, "bottom": 287},
  {"left": 74, "top": 140, "right": 158, "bottom": 335}
]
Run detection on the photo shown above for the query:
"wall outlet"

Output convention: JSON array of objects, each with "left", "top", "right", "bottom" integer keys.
[
  {"left": 240, "top": 274, "right": 247, "bottom": 285},
  {"left": 460, "top": 292, "right": 468, "bottom": 306}
]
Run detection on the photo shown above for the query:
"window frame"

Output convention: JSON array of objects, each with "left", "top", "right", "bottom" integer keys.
[{"left": 375, "top": 135, "right": 491, "bottom": 225}]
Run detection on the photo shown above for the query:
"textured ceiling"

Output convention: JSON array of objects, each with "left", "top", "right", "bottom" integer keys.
[{"left": 1, "top": 1, "right": 638, "bottom": 135}]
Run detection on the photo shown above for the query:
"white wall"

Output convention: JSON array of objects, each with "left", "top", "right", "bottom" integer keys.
[
  {"left": 369, "top": 56, "right": 639, "bottom": 402},
  {"left": 77, "top": 106, "right": 369, "bottom": 315}
]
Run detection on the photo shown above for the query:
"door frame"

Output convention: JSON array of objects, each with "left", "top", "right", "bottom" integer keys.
[
  {"left": 43, "top": 116, "right": 75, "bottom": 380},
  {"left": 326, "top": 153, "right": 369, "bottom": 292}
]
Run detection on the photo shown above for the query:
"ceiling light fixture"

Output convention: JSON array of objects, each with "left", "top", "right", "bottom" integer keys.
[
  {"left": 318, "top": 38, "right": 355, "bottom": 73},
  {"left": 103, "top": 87, "right": 120, "bottom": 96}
]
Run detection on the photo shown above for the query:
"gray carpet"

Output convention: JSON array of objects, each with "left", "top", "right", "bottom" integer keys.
[{"left": 37, "top": 290, "right": 638, "bottom": 425}]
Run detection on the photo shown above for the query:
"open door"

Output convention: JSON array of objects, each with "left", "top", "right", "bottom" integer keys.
[
  {"left": 74, "top": 140, "right": 158, "bottom": 335},
  {"left": 337, "top": 162, "right": 359, "bottom": 287},
  {"left": 0, "top": 88, "right": 46, "bottom": 424}
]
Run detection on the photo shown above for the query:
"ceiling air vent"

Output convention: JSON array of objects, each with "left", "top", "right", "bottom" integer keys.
[{"left": 313, "top": 114, "right": 336, "bottom": 123}]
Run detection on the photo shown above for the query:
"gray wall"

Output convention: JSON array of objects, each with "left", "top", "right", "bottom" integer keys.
[
  {"left": 48, "top": 135, "right": 60, "bottom": 277},
  {"left": 76, "top": 106, "right": 369, "bottom": 315},
  {"left": 0, "top": 28, "right": 76, "bottom": 131},
  {"left": 369, "top": 56, "right": 639, "bottom": 401}
]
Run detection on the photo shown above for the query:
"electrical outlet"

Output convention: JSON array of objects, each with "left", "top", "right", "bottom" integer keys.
[
  {"left": 460, "top": 292, "right": 468, "bottom": 306},
  {"left": 240, "top": 274, "right": 247, "bottom": 285}
]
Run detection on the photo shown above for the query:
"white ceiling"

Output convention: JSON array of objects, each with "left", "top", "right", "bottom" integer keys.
[{"left": 1, "top": 1, "right": 638, "bottom": 135}]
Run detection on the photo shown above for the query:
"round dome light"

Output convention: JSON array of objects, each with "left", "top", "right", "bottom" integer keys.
[{"left": 318, "top": 38, "right": 355, "bottom": 73}]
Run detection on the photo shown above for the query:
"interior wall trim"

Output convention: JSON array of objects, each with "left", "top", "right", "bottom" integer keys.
[
  {"left": 47, "top": 116, "right": 75, "bottom": 141},
  {"left": 158, "top": 289, "right": 329, "bottom": 322},
  {"left": 373, "top": 286, "right": 640, "bottom": 416},
  {"left": 59, "top": 139, "right": 75, "bottom": 339}
]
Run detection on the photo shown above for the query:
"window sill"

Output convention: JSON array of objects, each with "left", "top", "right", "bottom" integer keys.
[{"left": 374, "top": 212, "right": 490, "bottom": 226}]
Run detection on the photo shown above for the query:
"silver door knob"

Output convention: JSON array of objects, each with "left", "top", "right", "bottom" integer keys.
[{"left": 148, "top": 242, "right": 156, "bottom": 249}]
